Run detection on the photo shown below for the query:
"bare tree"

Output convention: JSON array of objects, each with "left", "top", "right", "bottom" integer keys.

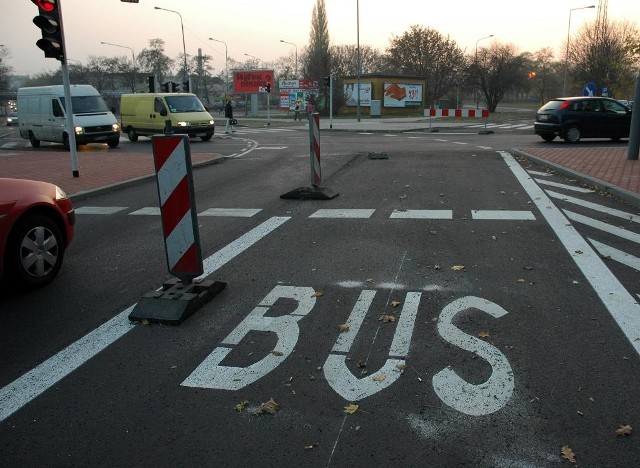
[
  {"left": 302, "top": 0, "right": 331, "bottom": 88},
  {"left": 0, "top": 46, "right": 13, "bottom": 93},
  {"left": 137, "top": 38, "right": 174, "bottom": 83},
  {"left": 385, "top": 25, "right": 465, "bottom": 107},
  {"left": 569, "top": 19, "right": 640, "bottom": 98}
]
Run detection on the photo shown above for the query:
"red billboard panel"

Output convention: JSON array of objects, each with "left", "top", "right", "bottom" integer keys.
[{"left": 233, "top": 70, "right": 275, "bottom": 93}]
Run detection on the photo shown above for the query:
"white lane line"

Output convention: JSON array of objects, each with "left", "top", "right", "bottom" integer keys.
[
  {"left": 309, "top": 209, "right": 375, "bottom": 219},
  {"left": 546, "top": 190, "right": 640, "bottom": 223},
  {"left": 129, "top": 207, "right": 161, "bottom": 216},
  {"left": 471, "top": 210, "right": 536, "bottom": 220},
  {"left": 589, "top": 238, "right": 640, "bottom": 271},
  {"left": 535, "top": 179, "right": 595, "bottom": 193},
  {"left": 501, "top": 151, "right": 640, "bottom": 356},
  {"left": 453, "top": 142, "right": 468, "bottom": 145},
  {"left": 476, "top": 146, "right": 493, "bottom": 150},
  {"left": 199, "top": 208, "right": 261, "bottom": 217},
  {"left": 223, "top": 138, "right": 258, "bottom": 159},
  {"left": 75, "top": 206, "right": 128, "bottom": 215},
  {"left": 390, "top": 209, "right": 453, "bottom": 219},
  {"left": 0, "top": 216, "right": 290, "bottom": 423},
  {"left": 564, "top": 210, "right": 640, "bottom": 244},
  {"left": 527, "top": 170, "right": 552, "bottom": 177}
]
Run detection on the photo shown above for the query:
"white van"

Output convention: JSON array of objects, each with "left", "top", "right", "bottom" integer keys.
[{"left": 18, "top": 85, "right": 121, "bottom": 149}]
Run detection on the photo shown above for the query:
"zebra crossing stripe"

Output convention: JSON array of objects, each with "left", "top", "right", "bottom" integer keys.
[{"left": 589, "top": 238, "right": 640, "bottom": 271}]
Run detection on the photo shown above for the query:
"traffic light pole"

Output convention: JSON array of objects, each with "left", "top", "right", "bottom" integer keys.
[{"left": 57, "top": 0, "right": 79, "bottom": 177}]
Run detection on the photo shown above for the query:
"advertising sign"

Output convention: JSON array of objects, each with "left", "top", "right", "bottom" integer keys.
[
  {"left": 383, "top": 83, "right": 423, "bottom": 108},
  {"left": 344, "top": 82, "right": 372, "bottom": 107},
  {"left": 233, "top": 70, "right": 275, "bottom": 93}
]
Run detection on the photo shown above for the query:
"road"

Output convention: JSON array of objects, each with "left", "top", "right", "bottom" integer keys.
[{"left": 1, "top": 123, "right": 639, "bottom": 466}]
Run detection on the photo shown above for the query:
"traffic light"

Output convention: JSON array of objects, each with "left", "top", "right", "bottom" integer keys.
[
  {"left": 148, "top": 76, "right": 156, "bottom": 93},
  {"left": 182, "top": 80, "right": 190, "bottom": 92},
  {"left": 323, "top": 76, "right": 331, "bottom": 87},
  {"left": 31, "top": 0, "right": 64, "bottom": 61},
  {"left": 161, "top": 82, "right": 170, "bottom": 93},
  {"left": 265, "top": 82, "right": 271, "bottom": 93},
  {"left": 171, "top": 82, "right": 179, "bottom": 92}
]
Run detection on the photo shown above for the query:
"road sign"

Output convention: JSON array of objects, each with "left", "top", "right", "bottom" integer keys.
[{"left": 584, "top": 82, "right": 597, "bottom": 97}]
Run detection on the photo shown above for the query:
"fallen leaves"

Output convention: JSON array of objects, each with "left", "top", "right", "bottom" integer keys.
[
  {"left": 235, "top": 400, "right": 249, "bottom": 412},
  {"left": 478, "top": 331, "right": 490, "bottom": 338},
  {"left": 271, "top": 350, "right": 284, "bottom": 356},
  {"left": 338, "top": 323, "right": 350, "bottom": 333},
  {"left": 389, "top": 300, "right": 401, "bottom": 307},
  {"left": 311, "top": 290, "right": 324, "bottom": 297},
  {"left": 378, "top": 314, "right": 396, "bottom": 323},
  {"left": 253, "top": 398, "right": 280, "bottom": 415},
  {"left": 561, "top": 445, "right": 576, "bottom": 464},
  {"left": 343, "top": 404, "right": 359, "bottom": 415},
  {"left": 451, "top": 265, "right": 465, "bottom": 271},
  {"left": 616, "top": 424, "right": 633, "bottom": 436},
  {"left": 372, "top": 374, "right": 386, "bottom": 382}
]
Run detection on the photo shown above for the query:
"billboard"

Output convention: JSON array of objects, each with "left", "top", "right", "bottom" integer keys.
[
  {"left": 383, "top": 83, "right": 423, "bottom": 108},
  {"left": 344, "top": 82, "right": 372, "bottom": 107},
  {"left": 233, "top": 70, "right": 275, "bottom": 93}
]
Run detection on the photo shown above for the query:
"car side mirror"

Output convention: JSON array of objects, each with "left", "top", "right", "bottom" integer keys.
[{"left": 160, "top": 108, "right": 167, "bottom": 117}]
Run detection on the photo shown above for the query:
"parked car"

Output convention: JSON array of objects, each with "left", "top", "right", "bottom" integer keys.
[
  {"left": 534, "top": 96, "right": 632, "bottom": 143},
  {"left": 6, "top": 112, "right": 18, "bottom": 126},
  {"left": 0, "top": 178, "right": 75, "bottom": 288}
]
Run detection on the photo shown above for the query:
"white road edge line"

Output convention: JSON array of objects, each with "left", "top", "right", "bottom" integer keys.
[
  {"left": 501, "top": 151, "right": 640, "bottom": 356},
  {"left": 0, "top": 216, "right": 291, "bottom": 422}
]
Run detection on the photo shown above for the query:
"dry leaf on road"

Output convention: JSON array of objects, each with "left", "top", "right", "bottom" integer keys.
[
  {"left": 311, "top": 291, "right": 324, "bottom": 297},
  {"left": 271, "top": 350, "right": 284, "bottom": 356},
  {"left": 235, "top": 400, "right": 249, "bottom": 412},
  {"left": 616, "top": 424, "right": 633, "bottom": 436},
  {"left": 372, "top": 374, "right": 386, "bottom": 382},
  {"left": 478, "top": 331, "right": 490, "bottom": 338},
  {"left": 451, "top": 265, "right": 465, "bottom": 271},
  {"left": 253, "top": 398, "right": 280, "bottom": 415},
  {"left": 389, "top": 300, "right": 401, "bottom": 307},
  {"left": 343, "top": 404, "right": 359, "bottom": 414},
  {"left": 379, "top": 314, "right": 396, "bottom": 323},
  {"left": 561, "top": 445, "right": 576, "bottom": 464},
  {"left": 338, "top": 323, "right": 350, "bottom": 333}
]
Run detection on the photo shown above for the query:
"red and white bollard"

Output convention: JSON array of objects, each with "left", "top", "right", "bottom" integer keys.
[{"left": 309, "top": 112, "right": 322, "bottom": 187}]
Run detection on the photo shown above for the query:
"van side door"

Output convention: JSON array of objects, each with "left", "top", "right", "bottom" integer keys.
[
  {"left": 152, "top": 97, "right": 167, "bottom": 131},
  {"left": 49, "top": 98, "right": 66, "bottom": 143}
]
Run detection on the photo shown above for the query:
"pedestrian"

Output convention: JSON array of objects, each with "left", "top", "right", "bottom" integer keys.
[
  {"left": 224, "top": 100, "right": 234, "bottom": 134},
  {"left": 294, "top": 102, "right": 300, "bottom": 121}
]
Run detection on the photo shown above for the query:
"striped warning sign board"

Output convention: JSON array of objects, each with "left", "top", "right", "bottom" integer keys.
[
  {"left": 152, "top": 135, "right": 203, "bottom": 281},
  {"left": 426, "top": 108, "right": 490, "bottom": 118}
]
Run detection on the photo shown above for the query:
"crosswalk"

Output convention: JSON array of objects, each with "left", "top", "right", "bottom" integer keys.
[
  {"left": 466, "top": 122, "right": 534, "bottom": 130},
  {"left": 75, "top": 205, "right": 538, "bottom": 221}
]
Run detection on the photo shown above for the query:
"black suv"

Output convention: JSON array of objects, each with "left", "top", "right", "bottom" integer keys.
[{"left": 534, "top": 96, "right": 632, "bottom": 143}]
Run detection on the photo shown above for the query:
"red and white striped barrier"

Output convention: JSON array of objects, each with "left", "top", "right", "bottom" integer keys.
[
  {"left": 425, "top": 108, "right": 490, "bottom": 118},
  {"left": 152, "top": 135, "right": 203, "bottom": 282},
  {"left": 309, "top": 112, "right": 321, "bottom": 187}
]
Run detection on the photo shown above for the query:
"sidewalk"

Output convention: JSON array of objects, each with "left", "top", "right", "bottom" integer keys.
[{"left": 1, "top": 119, "right": 639, "bottom": 208}]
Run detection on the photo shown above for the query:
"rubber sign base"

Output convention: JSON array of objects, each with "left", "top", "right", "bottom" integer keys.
[
  {"left": 280, "top": 186, "right": 339, "bottom": 200},
  {"left": 129, "top": 278, "right": 226, "bottom": 325}
]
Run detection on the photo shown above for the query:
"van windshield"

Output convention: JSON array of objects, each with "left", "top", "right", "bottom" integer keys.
[
  {"left": 60, "top": 95, "right": 110, "bottom": 114},
  {"left": 165, "top": 96, "right": 206, "bottom": 113}
]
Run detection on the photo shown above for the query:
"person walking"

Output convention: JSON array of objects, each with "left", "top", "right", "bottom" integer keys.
[
  {"left": 294, "top": 102, "right": 301, "bottom": 121},
  {"left": 224, "top": 100, "right": 234, "bottom": 134}
]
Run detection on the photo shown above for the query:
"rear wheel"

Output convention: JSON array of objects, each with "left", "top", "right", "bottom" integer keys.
[
  {"left": 127, "top": 127, "right": 138, "bottom": 142},
  {"left": 563, "top": 126, "right": 581, "bottom": 143},
  {"left": 541, "top": 134, "right": 556, "bottom": 142},
  {"left": 5, "top": 214, "right": 65, "bottom": 288},
  {"left": 28, "top": 131, "right": 40, "bottom": 148}
]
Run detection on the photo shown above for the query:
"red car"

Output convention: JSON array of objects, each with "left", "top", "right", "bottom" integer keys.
[{"left": 0, "top": 178, "right": 75, "bottom": 288}]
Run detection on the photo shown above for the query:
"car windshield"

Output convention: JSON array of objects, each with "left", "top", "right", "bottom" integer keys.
[
  {"left": 165, "top": 96, "right": 206, "bottom": 113},
  {"left": 60, "top": 95, "right": 110, "bottom": 114}
]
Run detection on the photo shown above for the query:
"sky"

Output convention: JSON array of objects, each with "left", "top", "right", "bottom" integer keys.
[{"left": 2, "top": 0, "right": 638, "bottom": 77}]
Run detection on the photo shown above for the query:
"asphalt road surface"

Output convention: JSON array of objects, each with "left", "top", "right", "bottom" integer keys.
[{"left": 1, "top": 126, "right": 639, "bottom": 466}]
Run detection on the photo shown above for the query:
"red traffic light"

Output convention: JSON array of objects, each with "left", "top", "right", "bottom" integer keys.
[{"left": 31, "top": 0, "right": 57, "bottom": 12}]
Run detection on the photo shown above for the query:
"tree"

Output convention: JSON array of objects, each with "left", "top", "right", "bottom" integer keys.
[
  {"left": 474, "top": 42, "right": 528, "bottom": 112},
  {"left": 528, "top": 48, "right": 562, "bottom": 104},
  {"left": 137, "top": 38, "right": 174, "bottom": 83},
  {"left": 569, "top": 19, "right": 640, "bottom": 98},
  {"left": 0, "top": 46, "right": 13, "bottom": 93},
  {"left": 385, "top": 25, "right": 465, "bottom": 107},
  {"left": 302, "top": 0, "right": 331, "bottom": 88}
]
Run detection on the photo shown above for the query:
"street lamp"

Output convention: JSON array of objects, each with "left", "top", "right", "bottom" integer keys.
[
  {"left": 279, "top": 39, "right": 298, "bottom": 78},
  {"left": 475, "top": 35, "right": 493, "bottom": 110},
  {"left": 209, "top": 38, "right": 228, "bottom": 97},
  {"left": 100, "top": 41, "right": 135, "bottom": 68},
  {"left": 563, "top": 5, "right": 595, "bottom": 96},
  {"left": 244, "top": 53, "right": 260, "bottom": 68},
  {"left": 154, "top": 6, "right": 187, "bottom": 83}
]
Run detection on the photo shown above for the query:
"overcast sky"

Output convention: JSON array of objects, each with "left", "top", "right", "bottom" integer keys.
[{"left": 2, "top": 0, "right": 636, "bottom": 76}]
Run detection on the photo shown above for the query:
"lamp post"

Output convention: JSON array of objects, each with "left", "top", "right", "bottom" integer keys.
[
  {"left": 244, "top": 53, "right": 260, "bottom": 68},
  {"left": 356, "top": 0, "right": 361, "bottom": 122},
  {"left": 475, "top": 35, "right": 493, "bottom": 110},
  {"left": 563, "top": 5, "right": 595, "bottom": 96},
  {"left": 100, "top": 41, "right": 135, "bottom": 68},
  {"left": 154, "top": 6, "right": 187, "bottom": 83},
  {"left": 279, "top": 39, "right": 298, "bottom": 78},
  {"left": 209, "top": 37, "right": 228, "bottom": 97}
]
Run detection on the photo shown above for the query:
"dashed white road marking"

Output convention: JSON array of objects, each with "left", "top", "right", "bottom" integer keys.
[
  {"left": 390, "top": 209, "right": 453, "bottom": 219},
  {"left": 310, "top": 209, "right": 376, "bottom": 219},
  {"left": 471, "top": 210, "right": 536, "bottom": 220},
  {"left": 199, "top": 208, "right": 261, "bottom": 217},
  {"left": 129, "top": 207, "right": 161, "bottom": 216},
  {"left": 75, "top": 206, "right": 127, "bottom": 215}
]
